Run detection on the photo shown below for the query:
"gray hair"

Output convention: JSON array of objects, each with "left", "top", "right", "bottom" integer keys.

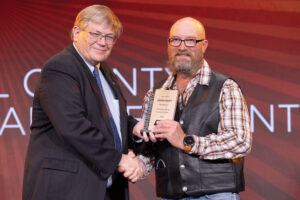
[{"left": 71, "top": 5, "right": 122, "bottom": 40}]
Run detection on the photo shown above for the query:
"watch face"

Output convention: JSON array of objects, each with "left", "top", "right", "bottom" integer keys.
[{"left": 184, "top": 135, "right": 195, "bottom": 145}]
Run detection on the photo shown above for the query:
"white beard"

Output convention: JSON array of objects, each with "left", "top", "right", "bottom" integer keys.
[{"left": 174, "top": 59, "right": 193, "bottom": 74}]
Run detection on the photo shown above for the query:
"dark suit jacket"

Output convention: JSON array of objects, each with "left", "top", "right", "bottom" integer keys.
[{"left": 22, "top": 44, "right": 137, "bottom": 200}]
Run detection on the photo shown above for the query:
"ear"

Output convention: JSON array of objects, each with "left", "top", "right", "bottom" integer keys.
[
  {"left": 202, "top": 40, "right": 208, "bottom": 53},
  {"left": 72, "top": 26, "right": 80, "bottom": 42}
]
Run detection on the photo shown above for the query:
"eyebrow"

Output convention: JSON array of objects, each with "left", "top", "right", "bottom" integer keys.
[{"left": 92, "top": 31, "right": 114, "bottom": 36}]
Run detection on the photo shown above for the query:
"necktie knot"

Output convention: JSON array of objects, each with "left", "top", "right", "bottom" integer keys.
[{"left": 93, "top": 67, "right": 100, "bottom": 77}]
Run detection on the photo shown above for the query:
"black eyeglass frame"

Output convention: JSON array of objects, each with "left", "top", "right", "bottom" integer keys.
[{"left": 168, "top": 38, "right": 205, "bottom": 47}]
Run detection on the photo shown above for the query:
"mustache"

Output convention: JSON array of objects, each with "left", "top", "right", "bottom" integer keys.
[{"left": 174, "top": 51, "right": 192, "bottom": 57}]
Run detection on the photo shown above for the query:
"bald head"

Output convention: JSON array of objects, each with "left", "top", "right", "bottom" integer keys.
[
  {"left": 169, "top": 17, "right": 206, "bottom": 40},
  {"left": 167, "top": 17, "right": 208, "bottom": 75}
]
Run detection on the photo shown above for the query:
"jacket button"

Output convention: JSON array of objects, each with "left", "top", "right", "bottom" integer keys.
[
  {"left": 180, "top": 164, "right": 185, "bottom": 169},
  {"left": 182, "top": 186, "right": 187, "bottom": 192},
  {"left": 179, "top": 120, "right": 184, "bottom": 125}
]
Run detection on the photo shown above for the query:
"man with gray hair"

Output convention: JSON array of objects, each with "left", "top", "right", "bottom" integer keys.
[{"left": 23, "top": 5, "right": 144, "bottom": 200}]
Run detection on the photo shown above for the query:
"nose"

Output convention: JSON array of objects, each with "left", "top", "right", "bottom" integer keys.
[
  {"left": 178, "top": 41, "right": 187, "bottom": 51},
  {"left": 97, "top": 36, "right": 107, "bottom": 46}
]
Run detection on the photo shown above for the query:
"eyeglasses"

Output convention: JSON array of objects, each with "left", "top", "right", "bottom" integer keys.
[
  {"left": 86, "top": 31, "right": 116, "bottom": 45},
  {"left": 168, "top": 38, "right": 205, "bottom": 47}
]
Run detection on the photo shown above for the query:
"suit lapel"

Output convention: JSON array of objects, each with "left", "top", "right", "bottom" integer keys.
[
  {"left": 100, "top": 62, "right": 127, "bottom": 150},
  {"left": 99, "top": 63, "right": 119, "bottom": 100}
]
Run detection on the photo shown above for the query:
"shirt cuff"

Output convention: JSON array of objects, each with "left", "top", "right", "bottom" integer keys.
[{"left": 133, "top": 135, "right": 143, "bottom": 143}]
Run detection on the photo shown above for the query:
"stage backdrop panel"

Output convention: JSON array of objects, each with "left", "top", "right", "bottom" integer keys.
[{"left": 0, "top": 0, "right": 299, "bottom": 199}]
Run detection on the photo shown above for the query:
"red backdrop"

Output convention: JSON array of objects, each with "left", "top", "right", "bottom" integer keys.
[{"left": 0, "top": 0, "right": 299, "bottom": 199}]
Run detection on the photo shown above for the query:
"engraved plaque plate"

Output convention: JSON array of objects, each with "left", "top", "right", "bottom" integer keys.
[{"left": 141, "top": 89, "right": 178, "bottom": 134}]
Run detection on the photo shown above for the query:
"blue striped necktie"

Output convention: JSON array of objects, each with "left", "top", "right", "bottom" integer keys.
[{"left": 93, "top": 67, "right": 122, "bottom": 152}]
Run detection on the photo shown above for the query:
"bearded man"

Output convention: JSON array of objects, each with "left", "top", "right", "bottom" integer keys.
[{"left": 135, "top": 17, "right": 252, "bottom": 200}]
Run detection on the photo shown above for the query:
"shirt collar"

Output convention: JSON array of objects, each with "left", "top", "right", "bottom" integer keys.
[
  {"left": 197, "top": 59, "right": 211, "bottom": 86},
  {"left": 73, "top": 43, "right": 96, "bottom": 73}
]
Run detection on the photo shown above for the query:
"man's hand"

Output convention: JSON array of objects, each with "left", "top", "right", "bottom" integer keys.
[
  {"left": 118, "top": 153, "right": 145, "bottom": 183},
  {"left": 133, "top": 118, "right": 157, "bottom": 143},
  {"left": 133, "top": 118, "right": 144, "bottom": 137},
  {"left": 152, "top": 119, "right": 185, "bottom": 150}
]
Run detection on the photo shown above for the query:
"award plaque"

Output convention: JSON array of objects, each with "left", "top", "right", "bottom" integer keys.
[{"left": 141, "top": 89, "right": 179, "bottom": 135}]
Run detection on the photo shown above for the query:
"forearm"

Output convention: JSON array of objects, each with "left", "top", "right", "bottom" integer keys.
[{"left": 189, "top": 127, "right": 251, "bottom": 159}]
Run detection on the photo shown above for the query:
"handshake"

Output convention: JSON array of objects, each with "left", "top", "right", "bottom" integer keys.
[{"left": 118, "top": 151, "right": 146, "bottom": 183}]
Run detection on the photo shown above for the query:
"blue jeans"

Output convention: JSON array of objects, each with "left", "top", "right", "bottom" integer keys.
[{"left": 162, "top": 192, "right": 240, "bottom": 200}]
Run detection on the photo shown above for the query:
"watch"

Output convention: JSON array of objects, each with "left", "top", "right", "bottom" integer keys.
[{"left": 183, "top": 135, "right": 195, "bottom": 153}]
